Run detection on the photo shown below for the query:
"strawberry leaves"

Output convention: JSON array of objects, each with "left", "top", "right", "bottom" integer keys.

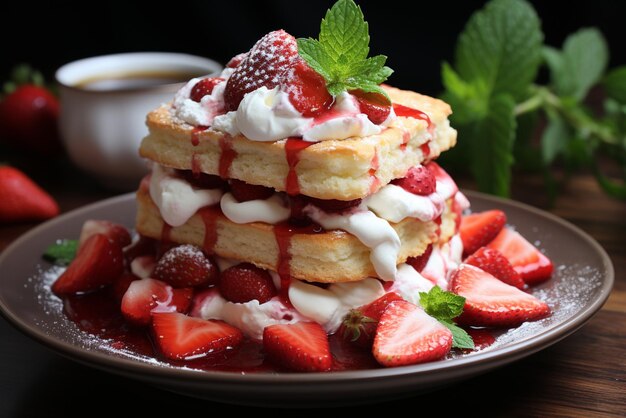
[
  {"left": 297, "top": 0, "right": 393, "bottom": 98},
  {"left": 419, "top": 286, "right": 474, "bottom": 349}
]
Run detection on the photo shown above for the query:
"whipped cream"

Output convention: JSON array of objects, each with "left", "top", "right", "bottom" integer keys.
[
  {"left": 365, "top": 183, "right": 445, "bottom": 223},
  {"left": 173, "top": 78, "right": 226, "bottom": 126},
  {"left": 220, "top": 192, "right": 290, "bottom": 224},
  {"left": 288, "top": 278, "right": 385, "bottom": 332},
  {"left": 301, "top": 92, "right": 395, "bottom": 142},
  {"left": 421, "top": 234, "right": 464, "bottom": 290},
  {"left": 149, "top": 164, "right": 223, "bottom": 227},
  {"left": 305, "top": 205, "right": 401, "bottom": 281},
  {"left": 193, "top": 289, "right": 305, "bottom": 340},
  {"left": 390, "top": 263, "right": 435, "bottom": 305}
]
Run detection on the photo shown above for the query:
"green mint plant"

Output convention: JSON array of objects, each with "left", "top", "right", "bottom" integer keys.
[{"left": 441, "top": 0, "right": 626, "bottom": 199}]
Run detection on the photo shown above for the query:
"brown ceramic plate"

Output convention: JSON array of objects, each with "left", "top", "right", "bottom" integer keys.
[{"left": 0, "top": 191, "right": 614, "bottom": 407}]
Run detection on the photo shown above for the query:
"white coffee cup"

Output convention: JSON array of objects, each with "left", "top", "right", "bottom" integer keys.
[{"left": 56, "top": 52, "right": 222, "bottom": 190}]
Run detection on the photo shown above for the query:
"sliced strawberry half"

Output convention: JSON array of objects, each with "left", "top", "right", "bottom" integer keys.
[
  {"left": 121, "top": 278, "right": 193, "bottom": 326},
  {"left": 391, "top": 165, "right": 436, "bottom": 196},
  {"left": 229, "top": 179, "right": 274, "bottom": 202},
  {"left": 459, "top": 210, "right": 507, "bottom": 257},
  {"left": 78, "top": 220, "right": 131, "bottom": 250},
  {"left": 153, "top": 244, "right": 218, "bottom": 288},
  {"left": 465, "top": 247, "right": 526, "bottom": 289},
  {"left": 219, "top": 263, "right": 277, "bottom": 304},
  {"left": 351, "top": 90, "right": 391, "bottom": 124},
  {"left": 373, "top": 300, "right": 453, "bottom": 367},
  {"left": 152, "top": 312, "right": 243, "bottom": 360},
  {"left": 263, "top": 322, "right": 332, "bottom": 372},
  {"left": 224, "top": 30, "right": 299, "bottom": 111},
  {"left": 405, "top": 244, "right": 433, "bottom": 273},
  {"left": 449, "top": 264, "right": 551, "bottom": 327},
  {"left": 338, "top": 292, "right": 403, "bottom": 349},
  {"left": 52, "top": 234, "right": 124, "bottom": 295},
  {"left": 487, "top": 228, "right": 554, "bottom": 284},
  {"left": 190, "top": 77, "right": 225, "bottom": 102},
  {"left": 282, "top": 58, "right": 332, "bottom": 117}
]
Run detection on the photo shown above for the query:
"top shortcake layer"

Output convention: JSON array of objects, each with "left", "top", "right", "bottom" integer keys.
[{"left": 140, "top": 86, "right": 456, "bottom": 201}]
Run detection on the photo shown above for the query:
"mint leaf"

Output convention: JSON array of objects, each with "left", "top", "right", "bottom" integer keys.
[
  {"left": 43, "top": 239, "right": 78, "bottom": 265},
  {"left": 297, "top": 0, "right": 392, "bottom": 98},
  {"left": 470, "top": 94, "right": 517, "bottom": 196},
  {"left": 603, "top": 66, "right": 626, "bottom": 104},
  {"left": 556, "top": 28, "right": 608, "bottom": 101},
  {"left": 319, "top": 0, "right": 369, "bottom": 64},
  {"left": 419, "top": 286, "right": 465, "bottom": 320},
  {"left": 541, "top": 112, "right": 569, "bottom": 165},
  {"left": 455, "top": 0, "right": 543, "bottom": 100},
  {"left": 419, "top": 287, "right": 474, "bottom": 349},
  {"left": 440, "top": 320, "right": 475, "bottom": 350}
]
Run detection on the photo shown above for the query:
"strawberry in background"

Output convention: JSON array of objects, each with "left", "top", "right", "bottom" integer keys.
[
  {"left": 0, "top": 165, "right": 59, "bottom": 223},
  {"left": 0, "top": 64, "right": 62, "bottom": 155}
]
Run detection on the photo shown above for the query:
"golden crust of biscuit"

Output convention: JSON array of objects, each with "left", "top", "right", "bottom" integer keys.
[
  {"left": 135, "top": 187, "right": 456, "bottom": 283},
  {"left": 139, "top": 86, "right": 456, "bottom": 201}
]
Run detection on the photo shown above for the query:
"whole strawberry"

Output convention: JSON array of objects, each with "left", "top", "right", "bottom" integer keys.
[
  {"left": 0, "top": 166, "right": 59, "bottom": 223},
  {"left": 153, "top": 244, "right": 219, "bottom": 288},
  {"left": 0, "top": 68, "right": 62, "bottom": 154}
]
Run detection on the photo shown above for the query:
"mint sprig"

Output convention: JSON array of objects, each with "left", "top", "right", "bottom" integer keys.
[
  {"left": 441, "top": 0, "right": 626, "bottom": 200},
  {"left": 419, "top": 286, "right": 474, "bottom": 350},
  {"left": 297, "top": 0, "right": 393, "bottom": 98},
  {"left": 43, "top": 239, "right": 78, "bottom": 266}
]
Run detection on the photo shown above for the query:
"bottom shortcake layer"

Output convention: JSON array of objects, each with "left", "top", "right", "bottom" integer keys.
[{"left": 135, "top": 186, "right": 457, "bottom": 283}]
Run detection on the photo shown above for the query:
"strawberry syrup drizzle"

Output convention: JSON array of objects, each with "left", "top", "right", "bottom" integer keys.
[
  {"left": 273, "top": 221, "right": 324, "bottom": 307},
  {"left": 191, "top": 154, "right": 201, "bottom": 176},
  {"left": 420, "top": 142, "right": 431, "bottom": 159},
  {"left": 199, "top": 206, "right": 221, "bottom": 254},
  {"left": 284, "top": 137, "right": 313, "bottom": 195},
  {"left": 393, "top": 103, "right": 433, "bottom": 132},
  {"left": 191, "top": 126, "right": 207, "bottom": 146},
  {"left": 219, "top": 136, "right": 236, "bottom": 178}
]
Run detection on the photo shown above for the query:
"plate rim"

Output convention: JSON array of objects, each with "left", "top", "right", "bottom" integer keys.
[{"left": 0, "top": 190, "right": 615, "bottom": 384}]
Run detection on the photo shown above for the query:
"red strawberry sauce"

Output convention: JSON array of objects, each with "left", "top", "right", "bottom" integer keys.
[{"left": 284, "top": 137, "right": 313, "bottom": 195}]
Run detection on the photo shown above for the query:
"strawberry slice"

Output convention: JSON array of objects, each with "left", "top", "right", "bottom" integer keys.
[
  {"left": 391, "top": 165, "right": 436, "bottom": 196},
  {"left": 226, "top": 52, "right": 248, "bottom": 68},
  {"left": 263, "top": 322, "right": 332, "bottom": 372},
  {"left": 339, "top": 292, "right": 403, "bottom": 348},
  {"left": 459, "top": 210, "right": 507, "bottom": 256},
  {"left": 449, "top": 264, "right": 551, "bottom": 327},
  {"left": 229, "top": 179, "right": 274, "bottom": 202},
  {"left": 373, "top": 300, "right": 453, "bottom": 367},
  {"left": 465, "top": 247, "right": 526, "bottom": 289},
  {"left": 52, "top": 234, "right": 124, "bottom": 295},
  {"left": 190, "top": 77, "right": 225, "bottom": 102},
  {"left": 153, "top": 244, "right": 218, "bottom": 288},
  {"left": 282, "top": 58, "right": 332, "bottom": 117},
  {"left": 121, "top": 278, "right": 193, "bottom": 326},
  {"left": 351, "top": 90, "right": 391, "bottom": 124},
  {"left": 152, "top": 312, "right": 243, "bottom": 360},
  {"left": 224, "top": 30, "right": 299, "bottom": 111},
  {"left": 219, "top": 263, "right": 277, "bottom": 304},
  {"left": 405, "top": 244, "right": 433, "bottom": 273},
  {"left": 487, "top": 228, "right": 554, "bottom": 284},
  {"left": 78, "top": 219, "right": 132, "bottom": 250}
]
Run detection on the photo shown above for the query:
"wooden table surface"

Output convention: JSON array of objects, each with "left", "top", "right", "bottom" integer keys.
[{"left": 0, "top": 159, "right": 624, "bottom": 417}]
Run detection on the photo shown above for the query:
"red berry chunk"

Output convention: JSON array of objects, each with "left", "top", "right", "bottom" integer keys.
[
  {"left": 351, "top": 90, "right": 391, "bottom": 124},
  {"left": 229, "top": 179, "right": 274, "bottom": 202},
  {"left": 153, "top": 244, "right": 219, "bottom": 288},
  {"left": 219, "top": 263, "right": 277, "bottom": 304},
  {"left": 282, "top": 58, "right": 332, "bottom": 117},
  {"left": 392, "top": 165, "right": 436, "bottom": 196},
  {"left": 189, "top": 77, "right": 224, "bottom": 102}
]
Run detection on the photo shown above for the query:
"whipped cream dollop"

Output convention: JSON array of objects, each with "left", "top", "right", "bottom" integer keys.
[
  {"left": 172, "top": 78, "right": 226, "bottom": 126},
  {"left": 194, "top": 272, "right": 384, "bottom": 338},
  {"left": 365, "top": 183, "right": 445, "bottom": 223},
  {"left": 305, "top": 205, "right": 401, "bottom": 281},
  {"left": 172, "top": 71, "right": 397, "bottom": 142},
  {"left": 220, "top": 192, "right": 290, "bottom": 224},
  {"left": 149, "top": 164, "right": 223, "bottom": 227}
]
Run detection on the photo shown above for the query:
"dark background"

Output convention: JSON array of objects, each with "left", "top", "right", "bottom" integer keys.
[{"left": 3, "top": 0, "right": 626, "bottom": 96}]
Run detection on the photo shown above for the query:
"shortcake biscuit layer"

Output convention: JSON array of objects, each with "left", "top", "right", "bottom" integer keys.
[
  {"left": 135, "top": 187, "right": 457, "bottom": 283},
  {"left": 140, "top": 86, "right": 456, "bottom": 201}
]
